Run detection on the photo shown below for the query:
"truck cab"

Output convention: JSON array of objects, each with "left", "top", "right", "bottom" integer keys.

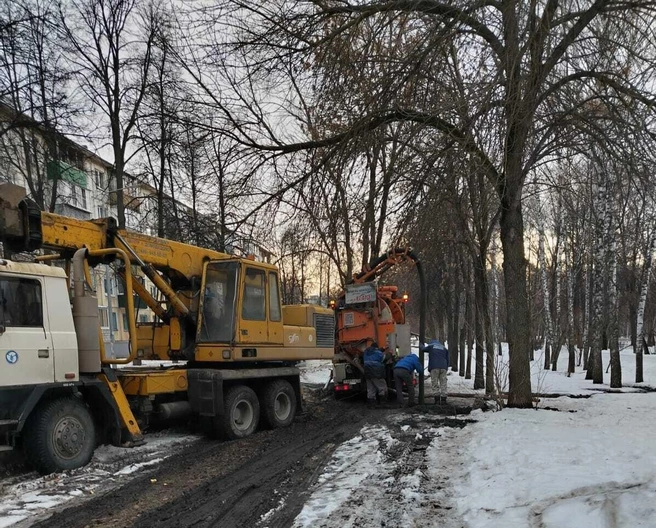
[{"left": 0, "top": 260, "right": 78, "bottom": 387}]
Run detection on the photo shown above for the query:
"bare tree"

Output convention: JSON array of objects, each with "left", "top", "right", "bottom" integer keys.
[
  {"left": 61, "top": 0, "right": 155, "bottom": 228},
  {"left": 0, "top": 0, "right": 76, "bottom": 211}
]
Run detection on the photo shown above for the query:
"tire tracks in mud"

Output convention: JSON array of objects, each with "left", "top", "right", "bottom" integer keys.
[{"left": 32, "top": 398, "right": 370, "bottom": 528}]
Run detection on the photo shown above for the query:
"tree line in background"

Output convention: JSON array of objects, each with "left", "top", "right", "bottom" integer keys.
[{"left": 3, "top": 0, "right": 656, "bottom": 407}]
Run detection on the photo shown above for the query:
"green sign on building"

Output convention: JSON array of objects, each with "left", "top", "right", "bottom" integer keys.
[{"left": 47, "top": 160, "right": 88, "bottom": 188}]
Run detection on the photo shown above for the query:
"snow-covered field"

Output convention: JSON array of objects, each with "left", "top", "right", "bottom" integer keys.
[
  {"left": 456, "top": 392, "right": 656, "bottom": 527},
  {"left": 446, "top": 344, "right": 656, "bottom": 396},
  {"left": 0, "top": 431, "right": 199, "bottom": 527},
  {"left": 293, "top": 346, "right": 656, "bottom": 527}
]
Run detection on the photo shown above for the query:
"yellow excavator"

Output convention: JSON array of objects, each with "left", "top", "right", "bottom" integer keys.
[{"left": 0, "top": 183, "right": 334, "bottom": 473}]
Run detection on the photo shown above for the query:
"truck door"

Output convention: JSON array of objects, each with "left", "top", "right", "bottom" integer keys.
[{"left": 0, "top": 275, "right": 54, "bottom": 387}]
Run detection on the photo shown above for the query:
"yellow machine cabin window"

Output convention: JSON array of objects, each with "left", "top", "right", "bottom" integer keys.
[
  {"left": 242, "top": 267, "right": 266, "bottom": 321},
  {"left": 269, "top": 272, "right": 281, "bottom": 322},
  {"left": 199, "top": 261, "right": 240, "bottom": 343},
  {"left": 0, "top": 277, "right": 43, "bottom": 327}
]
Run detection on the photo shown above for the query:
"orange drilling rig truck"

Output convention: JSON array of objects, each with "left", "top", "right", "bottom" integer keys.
[{"left": 331, "top": 249, "right": 426, "bottom": 399}]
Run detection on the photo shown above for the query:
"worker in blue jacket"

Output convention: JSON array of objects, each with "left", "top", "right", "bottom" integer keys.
[
  {"left": 393, "top": 353, "right": 424, "bottom": 406},
  {"left": 363, "top": 341, "right": 387, "bottom": 404},
  {"left": 422, "top": 339, "right": 450, "bottom": 404}
]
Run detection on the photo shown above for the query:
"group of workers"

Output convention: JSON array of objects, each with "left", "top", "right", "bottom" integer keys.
[{"left": 362, "top": 339, "right": 449, "bottom": 407}]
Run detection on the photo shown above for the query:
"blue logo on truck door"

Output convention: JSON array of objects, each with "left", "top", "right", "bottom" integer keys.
[{"left": 5, "top": 350, "right": 18, "bottom": 364}]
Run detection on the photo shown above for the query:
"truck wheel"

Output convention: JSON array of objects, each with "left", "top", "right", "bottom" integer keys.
[
  {"left": 261, "top": 380, "right": 296, "bottom": 429},
  {"left": 23, "top": 397, "right": 96, "bottom": 474},
  {"left": 218, "top": 385, "right": 260, "bottom": 440}
]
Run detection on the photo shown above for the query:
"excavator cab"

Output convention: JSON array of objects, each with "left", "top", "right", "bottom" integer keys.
[{"left": 197, "top": 260, "right": 284, "bottom": 347}]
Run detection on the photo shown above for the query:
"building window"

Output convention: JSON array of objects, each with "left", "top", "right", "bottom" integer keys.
[
  {"left": 139, "top": 314, "right": 149, "bottom": 323},
  {"left": 95, "top": 170, "right": 104, "bottom": 189},
  {"left": 111, "top": 312, "right": 118, "bottom": 332},
  {"left": 80, "top": 188, "right": 87, "bottom": 209},
  {"left": 99, "top": 308, "right": 109, "bottom": 328},
  {"left": 122, "top": 313, "right": 129, "bottom": 331}
]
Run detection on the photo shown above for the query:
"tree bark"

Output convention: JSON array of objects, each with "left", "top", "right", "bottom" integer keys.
[
  {"left": 590, "top": 173, "right": 612, "bottom": 385},
  {"left": 635, "top": 228, "right": 656, "bottom": 383},
  {"left": 566, "top": 238, "right": 577, "bottom": 375},
  {"left": 459, "top": 293, "right": 466, "bottom": 377},
  {"left": 465, "top": 279, "right": 473, "bottom": 380},
  {"left": 500, "top": 193, "right": 532, "bottom": 407},
  {"left": 538, "top": 210, "right": 554, "bottom": 371},
  {"left": 609, "top": 245, "right": 621, "bottom": 388},
  {"left": 449, "top": 276, "right": 460, "bottom": 372},
  {"left": 473, "top": 262, "right": 485, "bottom": 390}
]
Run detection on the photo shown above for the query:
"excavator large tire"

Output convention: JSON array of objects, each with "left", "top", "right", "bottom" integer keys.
[
  {"left": 260, "top": 379, "right": 296, "bottom": 429},
  {"left": 217, "top": 385, "right": 260, "bottom": 440},
  {"left": 23, "top": 396, "right": 96, "bottom": 474}
]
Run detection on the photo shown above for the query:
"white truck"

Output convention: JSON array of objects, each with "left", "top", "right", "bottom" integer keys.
[{"left": 0, "top": 259, "right": 116, "bottom": 471}]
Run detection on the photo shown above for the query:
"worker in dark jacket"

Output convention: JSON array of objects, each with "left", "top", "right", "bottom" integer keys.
[
  {"left": 363, "top": 342, "right": 387, "bottom": 404},
  {"left": 393, "top": 353, "right": 424, "bottom": 406},
  {"left": 422, "top": 339, "right": 450, "bottom": 404}
]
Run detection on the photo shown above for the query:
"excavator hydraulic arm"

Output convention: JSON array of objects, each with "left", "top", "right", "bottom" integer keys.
[{"left": 0, "top": 184, "right": 229, "bottom": 283}]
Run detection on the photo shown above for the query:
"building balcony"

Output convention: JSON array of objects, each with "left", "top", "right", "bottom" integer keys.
[{"left": 54, "top": 203, "right": 91, "bottom": 220}]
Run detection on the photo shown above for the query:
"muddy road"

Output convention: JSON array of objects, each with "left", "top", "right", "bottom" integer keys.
[{"left": 32, "top": 392, "right": 373, "bottom": 528}]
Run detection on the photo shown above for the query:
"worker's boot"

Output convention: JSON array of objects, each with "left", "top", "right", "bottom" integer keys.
[{"left": 366, "top": 399, "right": 376, "bottom": 407}]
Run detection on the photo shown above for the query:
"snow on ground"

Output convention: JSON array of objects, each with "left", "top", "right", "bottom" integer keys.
[
  {"left": 0, "top": 430, "right": 199, "bottom": 527},
  {"left": 299, "top": 360, "right": 333, "bottom": 386},
  {"left": 293, "top": 415, "right": 470, "bottom": 528},
  {"left": 295, "top": 345, "right": 656, "bottom": 528},
  {"left": 454, "top": 392, "right": 656, "bottom": 527}
]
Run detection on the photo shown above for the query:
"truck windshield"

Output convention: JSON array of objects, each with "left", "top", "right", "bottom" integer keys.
[{"left": 199, "top": 261, "right": 239, "bottom": 343}]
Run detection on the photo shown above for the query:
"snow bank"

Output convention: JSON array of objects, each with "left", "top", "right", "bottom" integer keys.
[{"left": 453, "top": 393, "right": 656, "bottom": 527}]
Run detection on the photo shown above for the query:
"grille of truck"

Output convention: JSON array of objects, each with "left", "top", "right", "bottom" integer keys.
[{"left": 314, "top": 313, "right": 335, "bottom": 347}]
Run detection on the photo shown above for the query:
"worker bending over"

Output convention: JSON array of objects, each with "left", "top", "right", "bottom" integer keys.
[{"left": 393, "top": 352, "right": 424, "bottom": 407}]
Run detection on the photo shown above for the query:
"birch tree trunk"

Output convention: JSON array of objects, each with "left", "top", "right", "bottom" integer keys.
[
  {"left": 552, "top": 248, "right": 563, "bottom": 371},
  {"left": 566, "top": 238, "right": 577, "bottom": 375},
  {"left": 459, "top": 292, "right": 466, "bottom": 377},
  {"left": 609, "top": 242, "right": 621, "bottom": 388},
  {"left": 635, "top": 228, "right": 656, "bottom": 383},
  {"left": 465, "top": 279, "right": 473, "bottom": 380},
  {"left": 538, "top": 212, "right": 554, "bottom": 370},
  {"left": 590, "top": 173, "right": 613, "bottom": 385}
]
